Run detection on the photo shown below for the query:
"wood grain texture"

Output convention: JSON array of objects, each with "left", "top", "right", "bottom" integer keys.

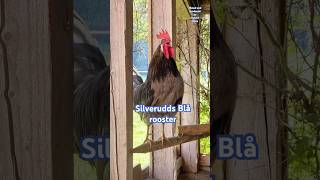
[
  {"left": 220, "top": 0, "right": 285, "bottom": 179},
  {"left": 148, "top": 0, "right": 177, "bottom": 179},
  {"left": 133, "top": 133, "right": 209, "bottom": 153},
  {"left": 178, "top": 124, "right": 209, "bottom": 136},
  {"left": 0, "top": 0, "right": 73, "bottom": 179},
  {"left": 174, "top": 157, "right": 182, "bottom": 179},
  {"left": 223, "top": 5, "right": 268, "bottom": 178},
  {"left": 178, "top": 19, "right": 200, "bottom": 173},
  {"left": 178, "top": 170, "right": 210, "bottom": 180},
  {"left": 110, "top": 0, "right": 133, "bottom": 179},
  {"left": 259, "top": 1, "right": 286, "bottom": 179},
  {"left": 199, "top": 155, "right": 210, "bottom": 167},
  {"left": 133, "top": 164, "right": 143, "bottom": 180}
]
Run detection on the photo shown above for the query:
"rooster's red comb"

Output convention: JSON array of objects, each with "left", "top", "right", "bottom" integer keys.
[{"left": 156, "top": 29, "right": 171, "bottom": 42}]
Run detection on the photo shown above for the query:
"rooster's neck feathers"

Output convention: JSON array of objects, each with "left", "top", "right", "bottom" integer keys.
[{"left": 147, "top": 45, "right": 179, "bottom": 82}]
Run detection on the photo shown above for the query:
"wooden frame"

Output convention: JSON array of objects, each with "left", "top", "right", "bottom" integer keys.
[
  {"left": 132, "top": 124, "right": 209, "bottom": 153},
  {"left": 110, "top": 0, "right": 133, "bottom": 179},
  {"left": 148, "top": 0, "right": 177, "bottom": 179},
  {"left": 0, "top": 0, "right": 73, "bottom": 179},
  {"left": 51, "top": 0, "right": 73, "bottom": 179},
  {"left": 179, "top": 19, "right": 200, "bottom": 174}
]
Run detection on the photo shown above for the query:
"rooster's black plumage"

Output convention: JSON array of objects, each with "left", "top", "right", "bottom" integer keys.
[
  {"left": 133, "top": 31, "right": 184, "bottom": 143},
  {"left": 73, "top": 12, "right": 109, "bottom": 180}
]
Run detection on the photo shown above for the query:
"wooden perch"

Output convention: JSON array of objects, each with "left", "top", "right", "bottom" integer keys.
[
  {"left": 178, "top": 124, "right": 210, "bottom": 136},
  {"left": 132, "top": 132, "right": 209, "bottom": 153},
  {"left": 132, "top": 124, "right": 210, "bottom": 153}
]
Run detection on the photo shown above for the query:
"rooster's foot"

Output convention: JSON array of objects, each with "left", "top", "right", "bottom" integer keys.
[{"left": 143, "top": 138, "right": 154, "bottom": 149}]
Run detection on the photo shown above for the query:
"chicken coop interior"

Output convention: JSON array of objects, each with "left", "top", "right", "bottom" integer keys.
[{"left": 110, "top": 0, "right": 212, "bottom": 180}]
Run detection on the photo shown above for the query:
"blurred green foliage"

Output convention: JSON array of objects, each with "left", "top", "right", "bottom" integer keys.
[
  {"left": 287, "top": 0, "right": 320, "bottom": 179},
  {"left": 199, "top": 17, "right": 211, "bottom": 155}
]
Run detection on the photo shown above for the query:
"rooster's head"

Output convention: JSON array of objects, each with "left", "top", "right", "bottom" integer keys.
[{"left": 156, "top": 29, "right": 174, "bottom": 60}]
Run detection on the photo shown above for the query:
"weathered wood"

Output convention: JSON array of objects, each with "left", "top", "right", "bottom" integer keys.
[
  {"left": 148, "top": 0, "right": 177, "bottom": 179},
  {"left": 175, "top": 169, "right": 181, "bottom": 180},
  {"left": 110, "top": 0, "right": 133, "bottom": 179},
  {"left": 199, "top": 155, "right": 210, "bottom": 167},
  {"left": 199, "top": 166, "right": 210, "bottom": 173},
  {"left": 219, "top": 0, "right": 285, "bottom": 179},
  {"left": 174, "top": 157, "right": 183, "bottom": 179},
  {"left": 178, "top": 170, "right": 210, "bottom": 180},
  {"left": 133, "top": 164, "right": 143, "bottom": 180},
  {"left": 142, "top": 166, "right": 150, "bottom": 178},
  {"left": 133, "top": 133, "right": 209, "bottom": 153},
  {"left": 175, "top": 156, "right": 183, "bottom": 171},
  {"left": 50, "top": 0, "right": 73, "bottom": 179},
  {"left": 178, "top": 124, "right": 209, "bottom": 136},
  {"left": 0, "top": 0, "right": 73, "bottom": 179},
  {"left": 178, "top": 18, "right": 200, "bottom": 173}
]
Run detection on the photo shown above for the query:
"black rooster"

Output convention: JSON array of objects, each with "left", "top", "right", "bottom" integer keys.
[
  {"left": 133, "top": 30, "right": 184, "bottom": 144},
  {"left": 73, "top": 12, "right": 109, "bottom": 180}
]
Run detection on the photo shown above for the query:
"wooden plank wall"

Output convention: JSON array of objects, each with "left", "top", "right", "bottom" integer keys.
[
  {"left": 177, "top": 19, "right": 200, "bottom": 173},
  {"left": 219, "top": 0, "right": 285, "bottom": 179},
  {"left": 148, "top": 0, "right": 177, "bottom": 179},
  {"left": 110, "top": 0, "right": 133, "bottom": 180},
  {"left": 0, "top": 0, "right": 73, "bottom": 179}
]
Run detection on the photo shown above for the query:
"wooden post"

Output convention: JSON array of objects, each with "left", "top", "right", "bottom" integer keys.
[
  {"left": 148, "top": 0, "right": 177, "bottom": 179},
  {"left": 176, "top": 0, "right": 202, "bottom": 174},
  {"left": 219, "top": 0, "right": 286, "bottom": 179},
  {"left": 133, "top": 164, "right": 143, "bottom": 180},
  {"left": 0, "top": 0, "right": 73, "bottom": 179},
  {"left": 178, "top": 19, "right": 200, "bottom": 173},
  {"left": 110, "top": 0, "right": 133, "bottom": 180}
]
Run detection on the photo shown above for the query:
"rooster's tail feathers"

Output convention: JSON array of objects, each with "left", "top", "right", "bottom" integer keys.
[{"left": 133, "top": 75, "right": 143, "bottom": 89}]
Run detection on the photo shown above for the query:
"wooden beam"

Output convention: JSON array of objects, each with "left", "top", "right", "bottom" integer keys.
[
  {"left": 199, "top": 166, "right": 210, "bottom": 173},
  {"left": 177, "top": 18, "right": 200, "bottom": 173},
  {"left": 50, "top": 0, "right": 73, "bottom": 179},
  {"left": 110, "top": 0, "right": 133, "bottom": 179},
  {"left": 0, "top": 0, "right": 73, "bottom": 179},
  {"left": 133, "top": 133, "right": 209, "bottom": 153},
  {"left": 179, "top": 124, "right": 210, "bottom": 136},
  {"left": 148, "top": 0, "right": 177, "bottom": 179}
]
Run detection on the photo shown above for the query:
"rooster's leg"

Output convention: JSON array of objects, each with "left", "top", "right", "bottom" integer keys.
[
  {"left": 160, "top": 123, "right": 168, "bottom": 146},
  {"left": 143, "top": 124, "right": 153, "bottom": 148}
]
